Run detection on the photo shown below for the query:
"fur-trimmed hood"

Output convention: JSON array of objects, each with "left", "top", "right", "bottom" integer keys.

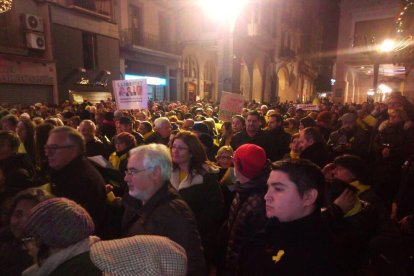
[{"left": 170, "top": 163, "right": 219, "bottom": 191}]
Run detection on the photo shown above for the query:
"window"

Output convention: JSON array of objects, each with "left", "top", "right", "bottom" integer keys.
[{"left": 82, "top": 32, "right": 97, "bottom": 70}]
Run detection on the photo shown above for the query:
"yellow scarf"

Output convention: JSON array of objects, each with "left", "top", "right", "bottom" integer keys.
[
  {"left": 344, "top": 198, "right": 362, "bottom": 217},
  {"left": 290, "top": 151, "right": 300, "bottom": 159},
  {"left": 350, "top": 180, "right": 370, "bottom": 195}
]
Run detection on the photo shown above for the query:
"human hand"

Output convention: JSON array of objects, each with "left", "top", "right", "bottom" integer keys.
[{"left": 334, "top": 188, "right": 357, "bottom": 214}]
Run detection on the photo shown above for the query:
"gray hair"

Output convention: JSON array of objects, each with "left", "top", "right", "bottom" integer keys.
[
  {"left": 154, "top": 117, "right": 170, "bottom": 129},
  {"left": 79, "top": 120, "right": 96, "bottom": 131},
  {"left": 50, "top": 126, "right": 85, "bottom": 155},
  {"left": 130, "top": 143, "right": 172, "bottom": 182}
]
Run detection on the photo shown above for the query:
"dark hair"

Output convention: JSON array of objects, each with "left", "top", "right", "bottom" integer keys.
[
  {"left": 171, "top": 131, "right": 209, "bottom": 175},
  {"left": 247, "top": 110, "right": 261, "bottom": 119},
  {"left": 290, "top": 132, "right": 300, "bottom": 142},
  {"left": 114, "top": 132, "right": 137, "bottom": 149},
  {"left": 7, "top": 188, "right": 54, "bottom": 224},
  {"left": 300, "top": 117, "right": 316, "bottom": 128},
  {"left": 231, "top": 115, "right": 245, "bottom": 126},
  {"left": 18, "top": 118, "right": 36, "bottom": 161},
  {"left": 1, "top": 114, "right": 19, "bottom": 128},
  {"left": 49, "top": 126, "right": 85, "bottom": 155},
  {"left": 0, "top": 130, "right": 20, "bottom": 153},
  {"left": 269, "top": 113, "right": 283, "bottom": 123},
  {"left": 140, "top": 121, "right": 153, "bottom": 132},
  {"left": 35, "top": 123, "right": 55, "bottom": 170},
  {"left": 271, "top": 159, "right": 325, "bottom": 208},
  {"left": 303, "top": 127, "right": 325, "bottom": 144}
]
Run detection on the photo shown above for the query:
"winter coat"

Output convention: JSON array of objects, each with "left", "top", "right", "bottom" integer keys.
[
  {"left": 224, "top": 171, "right": 269, "bottom": 275},
  {"left": 300, "top": 142, "right": 332, "bottom": 168},
  {"left": 240, "top": 210, "right": 337, "bottom": 275},
  {"left": 327, "top": 126, "right": 371, "bottom": 159},
  {"left": 265, "top": 127, "right": 291, "bottom": 162},
  {"left": 22, "top": 236, "right": 101, "bottom": 276},
  {"left": 50, "top": 155, "right": 107, "bottom": 235},
  {"left": 230, "top": 129, "right": 269, "bottom": 154},
  {"left": 121, "top": 182, "right": 207, "bottom": 276},
  {"left": 85, "top": 137, "right": 110, "bottom": 159},
  {"left": 171, "top": 164, "right": 225, "bottom": 264},
  {"left": 0, "top": 228, "right": 33, "bottom": 276}
]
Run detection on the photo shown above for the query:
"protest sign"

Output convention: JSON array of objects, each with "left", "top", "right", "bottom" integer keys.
[
  {"left": 218, "top": 91, "right": 245, "bottom": 121},
  {"left": 112, "top": 79, "right": 148, "bottom": 110}
]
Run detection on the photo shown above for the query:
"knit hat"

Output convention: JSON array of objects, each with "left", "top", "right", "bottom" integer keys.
[
  {"left": 234, "top": 144, "right": 267, "bottom": 179},
  {"left": 23, "top": 198, "right": 95, "bottom": 248},
  {"left": 333, "top": 154, "right": 366, "bottom": 181},
  {"left": 90, "top": 235, "right": 187, "bottom": 276}
]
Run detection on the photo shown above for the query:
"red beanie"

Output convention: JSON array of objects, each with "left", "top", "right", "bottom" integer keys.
[{"left": 234, "top": 144, "right": 267, "bottom": 180}]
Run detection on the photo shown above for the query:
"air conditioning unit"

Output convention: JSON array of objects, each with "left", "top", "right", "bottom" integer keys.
[
  {"left": 26, "top": 33, "right": 46, "bottom": 50},
  {"left": 22, "top": 14, "right": 44, "bottom": 32}
]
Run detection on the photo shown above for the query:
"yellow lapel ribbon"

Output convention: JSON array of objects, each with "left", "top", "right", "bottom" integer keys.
[{"left": 272, "top": 250, "right": 285, "bottom": 263}]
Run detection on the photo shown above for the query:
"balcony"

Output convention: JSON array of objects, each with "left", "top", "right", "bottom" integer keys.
[
  {"left": 120, "top": 29, "right": 179, "bottom": 55},
  {"left": 37, "top": 0, "right": 113, "bottom": 20}
]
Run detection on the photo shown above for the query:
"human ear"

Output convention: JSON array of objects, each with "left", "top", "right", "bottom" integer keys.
[{"left": 303, "top": 189, "right": 318, "bottom": 207}]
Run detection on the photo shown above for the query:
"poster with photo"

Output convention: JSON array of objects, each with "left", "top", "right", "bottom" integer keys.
[
  {"left": 218, "top": 91, "right": 245, "bottom": 121},
  {"left": 112, "top": 79, "right": 148, "bottom": 110}
]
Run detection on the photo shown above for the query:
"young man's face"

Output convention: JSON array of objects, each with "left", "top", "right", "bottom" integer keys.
[{"left": 265, "top": 170, "right": 309, "bottom": 222}]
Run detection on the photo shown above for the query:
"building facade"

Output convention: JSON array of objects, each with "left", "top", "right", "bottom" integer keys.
[{"left": 333, "top": 0, "right": 414, "bottom": 103}]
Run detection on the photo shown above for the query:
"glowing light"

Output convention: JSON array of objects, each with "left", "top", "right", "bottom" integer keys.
[
  {"left": 0, "top": 0, "right": 13, "bottom": 13},
  {"left": 125, "top": 74, "right": 167, "bottom": 86},
  {"left": 367, "top": 89, "right": 375, "bottom": 96},
  {"left": 379, "top": 39, "right": 396, "bottom": 52},
  {"left": 378, "top": 84, "right": 392, "bottom": 94},
  {"left": 198, "top": 0, "right": 248, "bottom": 24}
]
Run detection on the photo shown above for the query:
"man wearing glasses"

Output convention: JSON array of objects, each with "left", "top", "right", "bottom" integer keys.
[
  {"left": 121, "top": 144, "right": 206, "bottom": 275},
  {"left": 45, "top": 126, "right": 107, "bottom": 236}
]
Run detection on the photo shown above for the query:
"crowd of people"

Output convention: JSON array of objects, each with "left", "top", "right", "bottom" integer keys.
[{"left": 0, "top": 92, "right": 414, "bottom": 275}]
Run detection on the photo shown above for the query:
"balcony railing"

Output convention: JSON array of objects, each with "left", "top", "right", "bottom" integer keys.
[
  {"left": 120, "top": 29, "right": 179, "bottom": 54},
  {"left": 38, "top": 0, "right": 113, "bottom": 20}
]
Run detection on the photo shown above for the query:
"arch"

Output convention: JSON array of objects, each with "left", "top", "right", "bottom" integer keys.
[
  {"left": 277, "top": 66, "right": 290, "bottom": 102},
  {"left": 184, "top": 55, "right": 199, "bottom": 102},
  {"left": 252, "top": 60, "right": 263, "bottom": 102},
  {"left": 240, "top": 58, "right": 251, "bottom": 100},
  {"left": 203, "top": 60, "right": 215, "bottom": 100}
]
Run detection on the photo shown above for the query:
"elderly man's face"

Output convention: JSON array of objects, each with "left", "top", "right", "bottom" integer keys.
[
  {"left": 45, "top": 132, "right": 78, "bottom": 170},
  {"left": 78, "top": 123, "right": 95, "bottom": 141},
  {"left": 157, "top": 122, "right": 172, "bottom": 138}
]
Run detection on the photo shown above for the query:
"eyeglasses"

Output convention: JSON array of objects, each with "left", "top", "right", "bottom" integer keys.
[
  {"left": 171, "top": 145, "right": 189, "bottom": 151},
  {"left": 218, "top": 155, "right": 233, "bottom": 161},
  {"left": 21, "top": 237, "right": 35, "bottom": 248},
  {"left": 125, "top": 168, "right": 148, "bottom": 176},
  {"left": 44, "top": 144, "right": 75, "bottom": 153}
]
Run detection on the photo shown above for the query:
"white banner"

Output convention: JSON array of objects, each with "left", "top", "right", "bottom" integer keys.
[
  {"left": 112, "top": 79, "right": 148, "bottom": 110},
  {"left": 218, "top": 91, "right": 245, "bottom": 121}
]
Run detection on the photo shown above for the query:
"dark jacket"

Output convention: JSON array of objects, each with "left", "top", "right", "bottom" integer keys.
[
  {"left": 85, "top": 137, "right": 110, "bottom": 159},
  {"left": 224, "top": 171, "right": 269, "bottom": 275},
  {"left": 300, "top": 142, "right": 332, "bottom": 168},
  {"left": 121, "top": 182, "right": 207, "bottom": 276},
  {"left": 49, "top": 252, "right": 101, "bottom": 276},
  {"left": 0, "top": 228, "right": 33, "bottom": 276},
  {"left": 144, "top": 131, "right": 169, "bottom": 145},
  {"left": 171, "top": 166, "right": 225, "bottom": 265},
  {"left": 240, "top": 211, "right": 337, "bottom": 275},
  {"left": 50, "top": 156, "right": 107, "bottom": 235},
  {"left": 230, "top": 129, "right": 269, "bottom": 154},
  {"left": 327, "top": 126, "right": 371, "bottom": 159},
  {"left": 265, "top": 127, "right": 291, "bottom": 162}
]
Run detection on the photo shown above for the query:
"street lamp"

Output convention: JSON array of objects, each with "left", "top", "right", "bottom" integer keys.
[{"left": 197, "top": 0, "right": 247, "bottom": 29}]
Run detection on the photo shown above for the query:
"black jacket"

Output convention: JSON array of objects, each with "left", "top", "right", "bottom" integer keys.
[
  {"left": 240, "top": 210, "right": 338, "bottom": 275},
  {"left": 50, "top": 155, "right": 107, "bottom": 235},
  {"left": 121, "top": 182, "right": 207, "bottom": 276},
  {"left": 230, "top": 129, "right": 269, "bottom": 155},
  {"left": 300, "top": 142, "right": 332, "bottom": 168},
  {"left": 265, "top": 127, "right": 291, "bottom": 162}
]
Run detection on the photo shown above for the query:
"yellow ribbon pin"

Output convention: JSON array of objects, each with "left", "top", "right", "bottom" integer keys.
[{"left": 272, "top": 250, "right": 285, "bottom": 263}]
